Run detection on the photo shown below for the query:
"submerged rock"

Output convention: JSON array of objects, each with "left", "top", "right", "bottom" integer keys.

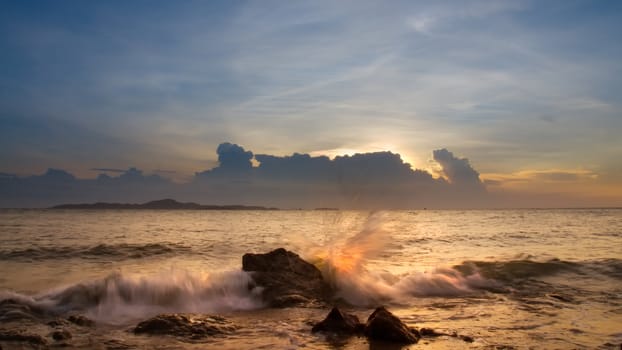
[
  {"left": 51, "top": 329, "right": 72, "bottom": 341},
  {"left": 47, "top": 318, "right": 70, "bottom": 327},
  {"left": 0, "top": 330, "right": 47, "bottom": 346},
  {"left": 419, "top": 327, "right": 444, "bottom": 337},
  {"left": 0, "top": 299, "right": 47, "bottom": 321},
  {"left": 364, "top": 307, "right": 419, "bottom": 344},
  {"left": 67, "top": 314, "right": 95, "bottom": 327},
  {"left": 311, "top": 307, "right": 363, "bottom": 334},
  {"left": 134, "top": 314, "right": 235, "bottom": 339},
  {"left": 242, "top": 248, "right": 331, "bottom": 307},
  {"left": 419, "top": 327, "right": 475, "bottom": 342}
]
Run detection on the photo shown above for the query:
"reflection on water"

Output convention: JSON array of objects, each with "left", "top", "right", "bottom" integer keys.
[{"left": 0, "top": 209, "right": 621, "bottom": 349}]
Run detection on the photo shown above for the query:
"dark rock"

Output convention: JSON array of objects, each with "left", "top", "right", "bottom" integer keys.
[
  {"left": 364, "top": 307, "right": 419, "bottom": 344},
  {"left": 548, "top": 293, "right": 574, "bottom": 303},
  {"left": 270, "top": 294, "right": 312, "bottom": 308},
  {"left": 67, "top": 314, "right": 95, "bottom": 327},
  {"left": 134, "top": 314, "right": 235, "bottom": 339},
  {"left": 417, "top": 328, "right": 473, "bottom": 342},
  {"left": 312, "top": 307, "right": 363, "bottom": 334},
  {"left": 102, "top": 339, "right": 133, "bottom": 350},
  {"left": 0, "top": 330, "right": 47, "bottom": 346},
  {"left": 51, "top": 329, "right": 72, "bottom": 341},
  {"left": 419, "top": 327, "right": 441, "bottom": 337},
  {"left": 242, "top": 248, "right": 331, "bottom": 307},
  {"left": 459, "top": 334, "right": 474, "bottom": 342},
  {"left": 0, "top": 298, "right": 46, "bottom": 321},
  {"left": 47, "top": 319, "right": 70, "bottom": 327}
]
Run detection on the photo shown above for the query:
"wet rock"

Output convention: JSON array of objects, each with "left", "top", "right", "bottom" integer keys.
[
  {"left": 364, "top": 307, "right": 419, "bottom": 344},
  {"left": 312, "top": 307, "right": 363, "bottom": 334},
  {"left": 419, "top": 327, "right": 444, "bottom": 337},
  {"left": 417, "top": 328, "right": 474, "bottom": 342},
  {"left": 67, "top": 314, "right": 95, "bottom": 327},
  {"left": 134, "top": 314, "right": 235, "bottom": 339},
  {"left": 0, "top": 330, "right": 47, "bottom": 346},
  {"left": 47, "top": 318, "right": 70, "bottom": 327},
  {"left": 242, "top": 248, "right": 331, "bottom": 307},
  {"left": 102, "top": 339, "right": 133, "bottom": 350},
  {"left": 270, "top": 294, "right": 313, "bottom": 308},
  {"left": 0, "top": 298, "right": 46, "bottom": 321},
  {"left": 548, "top": 293, "right": 574, "bottom": 303},
  {"left": 51, "top": 329, "right": 72, "bottom": 341},
  {"left": 459, "top": 334, "right": 474, "bottom": 342}
]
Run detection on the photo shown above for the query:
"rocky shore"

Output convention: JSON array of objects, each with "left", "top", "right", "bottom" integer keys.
[{"left": 0, "top": 248, "right": 475, "bottom": 349}]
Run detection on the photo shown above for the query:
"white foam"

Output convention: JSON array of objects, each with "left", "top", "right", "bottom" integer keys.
[{"left": 21, "top": 268, "right": 263, "bottom": 324}]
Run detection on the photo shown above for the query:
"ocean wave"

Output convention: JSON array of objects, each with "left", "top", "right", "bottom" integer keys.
[
  {"left": 298, "top": 212, "right": 622, "bottom": 306},
  {"left": 316, "top": 257, "right": 622, "bottom": 307},
  {"left": 0, "top": 269, "right": 263, "bottom": 324},
  {"left": 0, "top": 243, "right": 192, "bottom": 261},
  {"left": 452, "top": 258, "right": 622, "bottom": 281},
  {"left": 301, "top": 212, "right": 500, "bottom": 306},
  {"left": 452, "top": 259, "right": 581, "bottom": 281}
]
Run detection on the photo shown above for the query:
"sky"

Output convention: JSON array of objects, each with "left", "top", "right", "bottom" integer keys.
[{"left": 1, "top": 0, "right": 621, "bottom": 208}]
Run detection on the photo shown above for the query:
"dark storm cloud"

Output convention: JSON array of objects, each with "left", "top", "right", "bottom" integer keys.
[{"left": 0, "top": 143, "right": 489, "bottom": 208}]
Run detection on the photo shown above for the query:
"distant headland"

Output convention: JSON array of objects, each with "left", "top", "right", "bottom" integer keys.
[{"left": 51, "top": 199, "right": 279, "bottom": 210}]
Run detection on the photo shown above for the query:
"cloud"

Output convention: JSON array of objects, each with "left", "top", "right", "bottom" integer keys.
[
  {"left": 0, "top": 142, "right": 495, "bottom": 208},
  {"left": 91, "top": 168, "right": 126, "bottom": 173},
  {"left": 216, "top": 142, "right": 254, "bottom": 171},
  {"left": 190, "top": 143, "right": 487, "bottom": 208},
  {"left": 432, "top": 148, "right": 484, "bottom": 190},
  {"left": 3, "top": 142, "right": 618, "bottom": 209},
  {"left": 484, "top": 169, "right": 599, "bottom": 185},
  {"left": 0, "top": 167, "right": 177, "bottom": 208}
]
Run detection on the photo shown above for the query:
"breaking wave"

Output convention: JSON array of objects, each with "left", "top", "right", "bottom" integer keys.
[
  {"left": 0, "top": 269, "right": 263, "bottom": 325},
  {"left": 302, "top": 212, "right": 499, "bottom": 306},
  {"left": 0, "top": 243, "right": 192, "bottom": 261},
  {"left": 302, "top": 212, "right": 622, "bottom": 306}
]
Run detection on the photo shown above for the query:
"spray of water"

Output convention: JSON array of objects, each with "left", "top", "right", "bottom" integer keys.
[{"left": 304, "top": 211, "right": 492, "bottom": 306}]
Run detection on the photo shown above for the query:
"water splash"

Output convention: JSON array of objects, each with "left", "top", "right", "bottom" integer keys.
[{"left": 304, "top": 211, "right": 493, "bottom": 306}]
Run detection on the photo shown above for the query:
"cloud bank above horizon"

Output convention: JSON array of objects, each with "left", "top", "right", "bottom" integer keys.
[
  {"left": 1, "top": 143, "right": 487, "bottom": 208},
  {"left": 0, "top": 1, "right": 621, "bottom": 207},
  {"left": 0, "top": 143, "right": 616, "bottom": 209}
]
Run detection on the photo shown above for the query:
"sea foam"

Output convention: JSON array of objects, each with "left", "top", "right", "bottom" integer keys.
[{"left": 1, "top": 269, "right": 263, "bottom": 325}]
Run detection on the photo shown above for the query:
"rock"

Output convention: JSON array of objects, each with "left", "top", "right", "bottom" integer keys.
[
  {"left": 47, "top": 319, "right": 70, "bottom": 327},
  {"left": 67, "top": 314, "right": 95, "bottom": 327},
  {"left": 270, "top": 294, "right": 313, "bottom": 308},
  {"left": 459, "top": 334, "right": 474, "bottom": 342},
  {"left": 312, "top": 307, "right": 363, "bottom": 334},
  {"left": 0, "top": 330, "right": 47, "bottom": 346},
  {"left": 134, "top": 314, "right": 235, "bottom": 339},
  {"left": 548, "top": 293, "right": 574, "bottom": 303},
  {"left": 419, "top": 327, "right": 444, "bottom": 337},
  {"left": 364, "top": 307, "right": 419, "bottom": 344},
  {"left": 0, "top": 298, "right": 46, "bottom": 321},
  {"left": 242, "top": 248, "right": 331, "bottom": 307},
  {"left": 51, "top": 329, "right": 72, "bottom": 341}
]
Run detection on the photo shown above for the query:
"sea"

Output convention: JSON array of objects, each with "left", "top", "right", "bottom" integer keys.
[{"left": 0, "top": 209, "right": 620, "bottom": 349}]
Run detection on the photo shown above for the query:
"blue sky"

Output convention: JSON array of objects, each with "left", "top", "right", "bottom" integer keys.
[{"left": 1, "top": 0, "right": 621, "bottom": 205}]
